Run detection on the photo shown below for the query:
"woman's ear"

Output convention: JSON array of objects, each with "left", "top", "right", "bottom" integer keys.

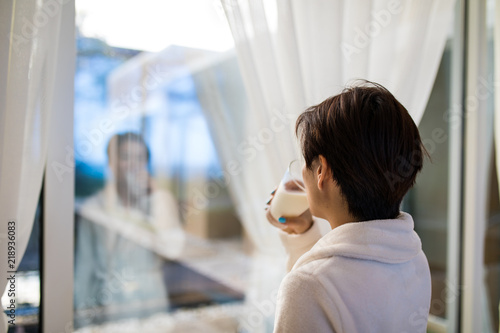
[{"left": 317, "top": 155, "right": 330, "bottom": 190}]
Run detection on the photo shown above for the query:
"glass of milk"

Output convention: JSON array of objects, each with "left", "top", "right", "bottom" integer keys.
[{"left": 270, "top": 160, "right": 309, "bottom": 220}]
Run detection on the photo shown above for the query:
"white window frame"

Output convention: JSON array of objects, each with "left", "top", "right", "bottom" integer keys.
[
  {"left": 42, "top": 1, "right": 75, "bottom": 331},
  {"left": 461, "top": 0, "right": 490, "bottom": 332}
]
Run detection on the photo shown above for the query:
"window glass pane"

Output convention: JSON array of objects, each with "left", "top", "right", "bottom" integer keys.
[
  {"left": 73, "top": 2, "right": 248, "bottom": 331},
  {"left": 404, "top": 42, "right": 454, "bottom": 324},
  {"left": 483, "top": 0, "right": 498, "bottom": 329},
  {"left": 486, "top": 150, "right": 500, "bottom": 331}
]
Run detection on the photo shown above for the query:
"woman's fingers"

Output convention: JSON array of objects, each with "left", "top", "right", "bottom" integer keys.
[
  {"left": 277, "top": 210, "right": 313, "bottom": 234},
  {"left": 265, "top": 204, "right": 290, "bottom": 231},
  {"left": 265, "top": 187, "right": 278, "bottom": 209},
  {"left": 265, "top": 187, "right": 313, "bottom": 234}
]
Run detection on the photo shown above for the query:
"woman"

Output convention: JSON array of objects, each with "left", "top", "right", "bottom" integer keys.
[{"left": 266, "top": 81, "right": 431, "bottom": 332}]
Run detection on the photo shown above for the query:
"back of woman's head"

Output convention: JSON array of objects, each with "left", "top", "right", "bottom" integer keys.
[{"left": 296, "top": 81, "right": 427, "bottom": 221}]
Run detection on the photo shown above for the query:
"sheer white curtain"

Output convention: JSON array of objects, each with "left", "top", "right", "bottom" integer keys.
[
  {"left": 193, "top": 56, "right": 292, "bottom": 331},
  {"left": 194, "top": 0, "right": 456, "bottom": 330},
  {"left": 0, "top": 1, "right": 68, "bottom": 331}
]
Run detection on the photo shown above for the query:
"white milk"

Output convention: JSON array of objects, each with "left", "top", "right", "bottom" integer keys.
[{"left": 270, "top": 181, "right": 309, "bottom": 220}]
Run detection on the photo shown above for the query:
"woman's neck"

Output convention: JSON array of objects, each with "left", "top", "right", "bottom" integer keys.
[{"left": 321, "top": 196, "right": 358, "bottom": 230}]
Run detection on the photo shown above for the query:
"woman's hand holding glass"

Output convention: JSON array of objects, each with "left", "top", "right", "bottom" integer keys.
[
  {"left": 265, "top": 160, "right": 313, "bottom": 234},
  {"left": 265, "top": 188, "right": 314, "bottom": 234}
]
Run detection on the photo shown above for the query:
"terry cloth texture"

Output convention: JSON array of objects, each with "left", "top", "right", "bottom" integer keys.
[{"left": 274, "top": 212, "right": 431, "bottom": 333}]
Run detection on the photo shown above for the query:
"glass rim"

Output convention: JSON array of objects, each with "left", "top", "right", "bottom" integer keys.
[{"left": 287, "top": 159, "right": 306, "bottom": 191}]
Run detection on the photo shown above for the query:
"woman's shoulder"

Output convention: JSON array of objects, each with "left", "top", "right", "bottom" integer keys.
[{"left": 286, "top": 255, "right": 338, "bottom": 287}]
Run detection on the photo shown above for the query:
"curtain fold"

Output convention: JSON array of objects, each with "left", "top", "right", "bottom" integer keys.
[{"left": 0, "top": 1, "right": 66, "bottom": 331}]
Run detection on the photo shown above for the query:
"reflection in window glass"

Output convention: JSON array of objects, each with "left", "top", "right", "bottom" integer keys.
[
  {"left": 404, "top": 46, "right": 451, "bottom": 320},
  {"left": 486, "top": 154, "right": 500, "bottom": 331},
  {"left": 73, "top": 5, "right": 248, "bottom": 330},
  {"left": 484, "top": 8, "right": 499, "bottom": 331}
]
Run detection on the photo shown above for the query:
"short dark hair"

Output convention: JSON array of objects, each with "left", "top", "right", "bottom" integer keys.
[
  {"left": 106, "top": 132, "right": 150, "bottom": 163},
  {"left": 296, "top": 81, "right": 428, "bottom": 221}
]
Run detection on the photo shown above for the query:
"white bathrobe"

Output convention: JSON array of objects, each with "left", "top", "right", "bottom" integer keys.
[{"left": 274, "top": 212, "right": 431, "bottom": 333}]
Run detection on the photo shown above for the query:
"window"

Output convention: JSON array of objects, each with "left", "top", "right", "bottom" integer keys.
[{"left": 73, "top": 2, "right": 249, "bottom": 331}]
